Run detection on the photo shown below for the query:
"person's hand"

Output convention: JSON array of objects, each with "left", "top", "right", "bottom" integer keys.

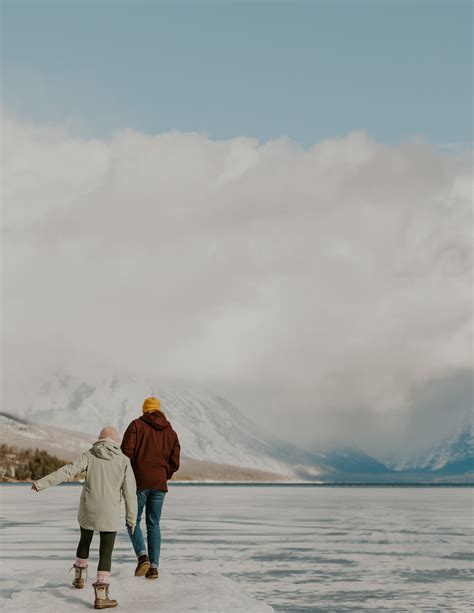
[
  {"left": 127, "top": 523, "right": 135, "bottom": 535},
  {"left": 31, "top": 483, "right": 38, "bottom": 492}
]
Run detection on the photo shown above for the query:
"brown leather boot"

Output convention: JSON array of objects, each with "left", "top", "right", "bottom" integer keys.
[
  {"left": 145, "top": 566, "right": 158, "bottom": 579},
  {"left": 72, "top": 564, "right": 87, "bottom": 588},
  {"left": 93, "top": 582, "right": 118, "bottom": 609},
  {"left": 134, "top": 554, "right": 150, "bottom": 576}
]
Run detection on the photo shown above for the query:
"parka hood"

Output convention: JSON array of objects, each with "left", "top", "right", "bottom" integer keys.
[
  {"left": 91, "top": 439, "right": 122, "bottom": 460},
  {"left": 140, "top": 411, "right": 171, "bottom": 431}
]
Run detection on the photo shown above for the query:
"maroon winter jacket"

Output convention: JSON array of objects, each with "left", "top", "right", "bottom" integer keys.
[{"left": 121, "top": 411, "right": 180, "bottom": 492}]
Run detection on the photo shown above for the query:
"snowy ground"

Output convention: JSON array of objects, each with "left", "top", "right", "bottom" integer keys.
[
  {"left": 0, "top": 485, "right": 272, "bottom": 612},
  {"left": 1, "top": 485, "right": 473, "bottom": 611},
  {"left": 0, "top": 567, "right": 272, "bottom": 612}
]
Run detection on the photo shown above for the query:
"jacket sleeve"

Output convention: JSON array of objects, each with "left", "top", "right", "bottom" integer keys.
[
  {"left": 121, "top": 459, "right": 137, "bottom": 527},
  {"left": 167, "top": 431, "right": 181, "bottom": 480},
  {"left": 35, "top": 452, "right": 89, "bottom": 491},
  {"left": 121, "top": 421, "right": 137, "bottom": 459}
]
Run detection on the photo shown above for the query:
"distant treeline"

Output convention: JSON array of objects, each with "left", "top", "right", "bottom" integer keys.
[{"left": 0, "top": 444, "right": 66, "bottom": 481}]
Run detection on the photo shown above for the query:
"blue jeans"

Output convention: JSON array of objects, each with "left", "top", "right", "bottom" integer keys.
[{"left": 128, "top": 489, "right": 166, "bottom": 567}]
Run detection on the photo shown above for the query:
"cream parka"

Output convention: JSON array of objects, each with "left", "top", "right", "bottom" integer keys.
[{"left": 35, "top": 439, "right": 137, "bottom": 532}]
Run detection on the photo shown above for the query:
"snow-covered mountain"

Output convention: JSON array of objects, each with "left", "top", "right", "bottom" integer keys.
[
  {"left": 387, "top": 415, "right": 473, "bottom": 474},
  {"left": 0, "top": 412, "right": 94, "bottom": 460},
  {"left": 0, "top": 412, "right": 292, "bottom": 482},
  {"left": 12, "top": 373, "right": 308, "bottom": 477},
  {"left": 10, "top": 372, "right": 391, "bottom": 480},
  {"left": 9, "top": 372, "right": 471, "bottom": 482},
  {"left": 319, "top": 448, "right": 391, "bottom": 475}
]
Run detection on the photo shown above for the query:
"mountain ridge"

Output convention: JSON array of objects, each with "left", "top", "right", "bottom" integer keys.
[
  {"left": 7, "top": 373, "right": 473, "bottom": 482},
  {"left": 386, "top": 415, "right": 473, "bottom": 475}
]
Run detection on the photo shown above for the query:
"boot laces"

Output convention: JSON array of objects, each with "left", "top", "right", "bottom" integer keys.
[{"left": 68, "top": 564, "right": 87, "bottom": 577}]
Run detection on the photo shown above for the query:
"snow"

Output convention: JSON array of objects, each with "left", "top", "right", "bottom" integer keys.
[
  {"left": 0, "top": 568, "right": 272, "bottom": 612},
  {"left": 0, "top": 485, "right": 273, "bottom": 612},
  {"left": 1, "top": 484, "right": 473, "bottom": 611}
]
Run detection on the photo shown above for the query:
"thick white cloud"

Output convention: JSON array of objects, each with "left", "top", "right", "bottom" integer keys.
[{"left": 1, "top": 115, "right": 472, "bottom": 450}]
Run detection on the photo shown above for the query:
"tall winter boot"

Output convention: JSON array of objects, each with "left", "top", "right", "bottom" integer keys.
[
  {"left": 72, "top": 563, "right": 88, "bottom": 589},
  {"left": 92, "top": 582, "right": 118, "bottom": 609}
]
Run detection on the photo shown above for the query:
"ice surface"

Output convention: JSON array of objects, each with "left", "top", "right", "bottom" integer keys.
[
  {"left": 0, "top": 486, "right": 273, "bottom": 612},
  {"left": 1, "top": 484, "right": 473, "bottom": 611},
  {"left": 0, "top": 568, "right": 272, "bottom": 612}
]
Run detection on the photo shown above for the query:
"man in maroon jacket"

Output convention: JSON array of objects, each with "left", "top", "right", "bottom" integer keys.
[{"left": 121, "top": 396, "right": 180, "bottom": 579}]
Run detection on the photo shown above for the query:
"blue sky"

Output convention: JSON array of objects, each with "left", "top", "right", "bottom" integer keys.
[{"left": 2, "top": 0, "right": 472, "bottom": 144}]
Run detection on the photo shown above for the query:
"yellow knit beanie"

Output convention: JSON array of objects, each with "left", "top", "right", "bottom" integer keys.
[{"left": 142, "top": 396, "right": 161, "bottom": 413}]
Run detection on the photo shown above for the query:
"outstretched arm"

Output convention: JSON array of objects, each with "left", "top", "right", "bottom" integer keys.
[{"left": 33, "top": 452, "right": 89, "bottom": 491}]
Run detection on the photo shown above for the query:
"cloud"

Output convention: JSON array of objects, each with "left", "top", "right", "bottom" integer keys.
[{"left": 2, "top": 114, "right": 472, "bottom": 450}]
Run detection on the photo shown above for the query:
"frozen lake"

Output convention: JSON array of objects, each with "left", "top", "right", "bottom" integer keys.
[{"left": 0, "top": 485, "right": 473, "bottom": 611}]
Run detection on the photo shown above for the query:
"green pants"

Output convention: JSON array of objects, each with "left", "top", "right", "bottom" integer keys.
[{"left": 76, "top": 527, "right": 116, "bottom": 572}]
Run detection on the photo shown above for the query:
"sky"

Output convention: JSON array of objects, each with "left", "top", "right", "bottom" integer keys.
[
  {"left": 2, "top": 0, "right": 473, "bottom": 145},
  {"left": 1, "top": 1, "right": 473, "bottom": 455}
]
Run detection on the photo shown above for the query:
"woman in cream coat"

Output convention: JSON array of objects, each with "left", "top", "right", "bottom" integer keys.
[{"left": 33, "top": 426, "right": 137, "bottom": 610}]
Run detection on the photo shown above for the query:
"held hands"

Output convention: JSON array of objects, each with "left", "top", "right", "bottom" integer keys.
[{"left": 127, "top": 523, "right": 136, "bottom": 535}]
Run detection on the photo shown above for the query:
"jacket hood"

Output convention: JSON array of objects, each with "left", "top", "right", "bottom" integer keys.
[
  {"left": 91, "top": 439, "right": 122, "bottom": 460},
  {"left": 140, "top": 411, "right": 171, "bottom": 431}
]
